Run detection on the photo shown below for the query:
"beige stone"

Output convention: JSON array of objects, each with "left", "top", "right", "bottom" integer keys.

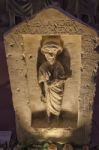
[{"left": 4, "top": 8, "right": 99, "bottom": 144}]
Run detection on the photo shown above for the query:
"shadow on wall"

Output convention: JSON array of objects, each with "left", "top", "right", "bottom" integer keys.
[
  {"left": 0, "top": 0, "right": 98, "bottom": 28},
  {"left": 0, "top": 36, "right": 16, "bottom": 144},
  {"left": 32, "top": 110, "right": 77, "bottom": 128},
  {"left": 0, "top": 86, "right": 17, "bottom": 145},
  {"left": 91, "top": 63, "right": 99, "bottom": 146}
]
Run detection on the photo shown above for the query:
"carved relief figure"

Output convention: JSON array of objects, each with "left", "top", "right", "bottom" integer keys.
[{"left": 38, "top": 36, "right": 69, "bottom": 122}]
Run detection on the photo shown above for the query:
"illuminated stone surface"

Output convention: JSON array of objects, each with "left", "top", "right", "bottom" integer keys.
[{"left": 4, "top": 8, "right": 99, "bottom": 144}]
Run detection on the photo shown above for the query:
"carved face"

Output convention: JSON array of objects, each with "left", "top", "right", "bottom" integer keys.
[
  {"left": 44, "top": 51, "right": 56, "bottom": 65},
  {"left": 41, "top": 43, "right": 63, "bottom": 65}
]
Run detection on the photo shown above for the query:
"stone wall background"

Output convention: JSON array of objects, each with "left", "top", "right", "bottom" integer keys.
[{"left": 0, "top": 0, "right": 99, "bottom": 28}]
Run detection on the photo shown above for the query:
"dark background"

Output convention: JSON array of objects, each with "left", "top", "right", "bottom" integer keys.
[{"left": 0, "top": 0, "right": 99, "bottom": 146}]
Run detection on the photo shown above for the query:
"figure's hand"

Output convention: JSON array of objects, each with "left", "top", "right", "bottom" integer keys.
[
  {"left": 45, "top": 71, "right": 51, "bottom": 81},
  {"left": 40, "top": 94, "right": 46, "bottom": 103}
]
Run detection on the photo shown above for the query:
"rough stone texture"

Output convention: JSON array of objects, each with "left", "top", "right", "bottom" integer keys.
[
  {"left": 22, "top": 34, "right": 81, "bottom": 115},
  {"left": 4, "top": 8, "right": 99, "bottom": 144}
]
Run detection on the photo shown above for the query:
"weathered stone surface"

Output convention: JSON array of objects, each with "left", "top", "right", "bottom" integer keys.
[
  {"left": 4, "top": 8, "right": 99, "bottom": 144},
  {"left": 22, "top": 34, "right": 81, "bottom": 115}
]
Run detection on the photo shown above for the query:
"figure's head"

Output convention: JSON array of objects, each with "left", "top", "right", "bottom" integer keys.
[{"left": 41, "top": 35, "right": 63, "bottom": 65}]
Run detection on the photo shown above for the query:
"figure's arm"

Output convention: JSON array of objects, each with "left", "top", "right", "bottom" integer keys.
[
  {"left": 39, "top": 82, "right": 45, "bottom": 97},
  {"left": 38, "top": 65, "right": 47, "bottom": 102},
  {"left": 39, "top": 82, "right": 47, "bottom": 103},
  {"left": 54, "top": 62, "right": 67, "bottom": 80}
]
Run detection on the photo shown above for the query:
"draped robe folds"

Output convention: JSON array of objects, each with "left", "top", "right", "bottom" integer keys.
[{"left": 38, "top": 61, "right": 66, "bottom": 116}]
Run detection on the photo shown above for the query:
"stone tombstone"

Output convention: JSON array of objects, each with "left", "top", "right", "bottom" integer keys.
[{"left": 4, "top": 8, "right": 99, "bottom": 145}]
